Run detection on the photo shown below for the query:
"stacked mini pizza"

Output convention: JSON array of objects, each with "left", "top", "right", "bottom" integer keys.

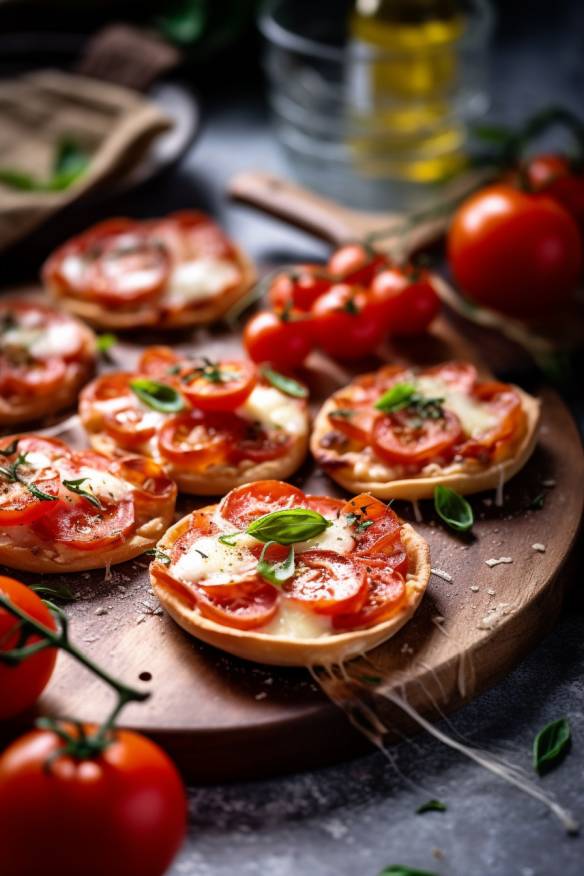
[{"left": 0, "top": 218, "right": 541, "bottom": 666}]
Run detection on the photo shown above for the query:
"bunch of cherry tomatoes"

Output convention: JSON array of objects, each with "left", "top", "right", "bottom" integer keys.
[
  {"left": 243, "top": 244, "right": 441, "bottom": 370},
  {"left": 0, "top": 576, "right": 186, "bottom": 876}
]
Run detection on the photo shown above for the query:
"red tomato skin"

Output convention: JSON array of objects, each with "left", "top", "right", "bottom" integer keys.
[
  {"left": 0, "top": 577, "right": 57, "bottom": 720},
  {"left": 370, "top": 268, "right": 440, "bottom": 335},
  {"left": 311, "top": 284, "right": 385, "bottom": 360},
  {"left": 327, "top": 244, "right": 387, "bottom": 285},
  {"left": 448, "top": 184, "right": 583, "bottom": 317},
  {"left": 0, "top": 727, "right": 186, "bottom": 876},
  {"left": 268, "top": 267, "right": 331, "bottom": 311},
  {"left": 523, "top": 154, "right": 584, "bottom": 226},
  {"left": 243, "top": 311, "right": 312, "bottom": 369}
]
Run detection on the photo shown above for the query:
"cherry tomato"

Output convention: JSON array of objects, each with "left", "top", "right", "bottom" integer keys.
[
  {"left": 283, "top": 550, "right": 368, "bottom": 616},
  {"left": 80, "top": 374, "right": 160, "bottom": 450},
  {"left": 332, "top": 562, "right": 406, "bottom": 630},
  {"left": 0, "top": 576, "right": 57, "bottom": 720},
  {"left": 372, "top": 408, "right": 463, "bottom": 465},
  {"left": 370, "top": 267, "right": 441, "bottom": 336},
  {"left": 158, "top": 410, "right": 238, "bottom": 469},
  {"left": 522, "top": 154, "right": 584, "bottom": 226},
  {"left": 328, "top": 402, "right": 375, "bottom": 444},
  {"left": 423, "top": 361, "right": 478, "bottom": 393},
  {"left": 194, "top": 579, "right": 279, "bottom": 629},
  {"left": 181, "top": 359, "right": 257, "bottom": 412},
  {"left": 219, "top": 480, "right": 305, "bottom": 530},
  {"left": 0, "top": 357, "right": 67, "bottom": 398},
  {"left": 0, "top": 725, "right": 186, "bottom": 876},
  {"left": 268, "top": 267, "right": 331, "bottom": 311},
  {"left": 327, "top": 243, "right": 388, "bottom": 285},
  {"left": 243, "top": 311, "right": 313, "bottom": 369},
  {"left": 311, "top": 284, "right": 385, "bottom": 360},
  {"left": 448, "top": 184, "right": 582, "bottom": 317}
]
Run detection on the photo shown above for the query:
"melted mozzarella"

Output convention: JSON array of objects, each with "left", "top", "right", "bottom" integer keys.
[
  {"left": 71, "top": 467, "right": 131, "bottom": 504},
  {"left": 163, "top": 258, "right": 240, "bottom": 307},
  {"left": 415, "top": 375, "right": 497, "bottom": 438},
  {"left": 239, "top": 385, "right": 306, "bottom": 436},
  {"left": 172, "top": 535, "right": 255, "bottom": 585},
  {"left": 295, "top": 516, "right": 354, "bottom": 555},
  {"left": 261, "top": 600, "right": 331, "bottom": 638},
  {"left": 1, "top": 320, "right": 81, "bottom": 360}
]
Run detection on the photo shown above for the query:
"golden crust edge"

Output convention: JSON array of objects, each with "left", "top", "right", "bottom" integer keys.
[
  {"left": 150, "top": 514, "right": 431, "bottom": 667},
  {"left": 45, "top": 246, "right": 256, "bottom": 330},
  {"left": 310, "top": 386, "right": 541, "bottom": 500},
  {"left": 0, "top": 505, "right": 175, "bottom": 574}
]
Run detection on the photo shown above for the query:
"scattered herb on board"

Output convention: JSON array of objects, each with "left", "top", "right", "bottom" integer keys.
[
  {"left": 261, "top": 365, "right": 308, "bottom": 399},
  {"left": 416, "top": 799, "right": 448, "bottom": 814},
  {"left": 31, "top": 582, "right": 76, "bottom": 603},
  {"left": 130, "top": 378, "right": 185, "bottom": 413},
  {"left": 378, "top": 867, "right": 439, "bottom": 876},
  {"left": 145, "top": 548, "right": 171, "bottom": 565},
  {"left": 434, "top": 485, "right": 474, "bottom": 533},
  {"left": 257, "top": 542, "right": 295, "bottom": 586},
  {"left": 533, "top": 718, "right": 571, "bottom": 774}
]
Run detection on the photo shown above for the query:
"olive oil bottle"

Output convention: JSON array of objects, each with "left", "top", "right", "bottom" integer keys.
[{"left": 348, "top": 0, "right": 470, "bottom": 184}]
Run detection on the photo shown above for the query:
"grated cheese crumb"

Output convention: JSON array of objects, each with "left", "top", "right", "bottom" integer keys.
[
  {"left": 431, "top": 568, "right": 453, "bottom": 582},
  {"left": 487, "top": 588, "right": 496, "bottom": 596},
  {"left": 532, "top": 543, "right": 546, "bottom": 553},
  {"left": 485, "top": 556, "right": 513, "bottom": 567},
  {"left": 542, "top": 479, "right": 556, "bottom": 488},
  {"left": 470, "top": 585, "right": 479, "bottom": 592}
]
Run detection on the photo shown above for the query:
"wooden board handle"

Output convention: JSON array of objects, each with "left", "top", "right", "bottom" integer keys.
[{"left": 228, "top": 171, "right": 365, "bottom": 245}]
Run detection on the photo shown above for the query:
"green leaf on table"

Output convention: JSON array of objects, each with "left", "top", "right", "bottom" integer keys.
[
  {"left": 434, "top": 485, "right": 474, "bottom": 533},
  {"left": 533, "top": 718, "right": 571, "bottom": 774},
  {"left": 379, "top": 867, "right": 439, "bottom": 876},
  {"left": 416, "top": 799, "right": 447, "bottom": 814}
]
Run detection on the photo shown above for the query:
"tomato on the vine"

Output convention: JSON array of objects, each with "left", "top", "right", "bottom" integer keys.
[
  {"left": 327, "top": 243, "right": 388, "bottom": 285},
  {"left": 243, "top": 310, "right": 312, "bottom": 369},
  {"left": 448, "top": 184, "right": 582, "bottom": 317},
  {"left": 522, "top": 154, "right": 584, "bottom": 226},
  {"left": 0, "top": 725, "right": 187, "bottom": 876},
  {"left": 369, "top": 267, "right": 441, "bottom": 335},
  {"left": 0, "top": 576, "right": 58, "bottom": 720},
  {"left": 311, "top": 283, "right": 385, "bottom": 360},
  {"left": 268, "top": 267, "right": 331, "bottom": 311}
]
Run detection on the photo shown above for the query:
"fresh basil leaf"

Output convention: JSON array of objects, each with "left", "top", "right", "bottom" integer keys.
[
  {"left": 379, "top": 867, "right": 438, "bottom": 876},
  {"left": 130, "top": 378, "right": 185, "bottom": 413},
  {"left": 416, "top": 799, "right": 447, "bottom": 814},
  {"left": 0, "top": 138, "right": 88, "bottom": 192},
  {"left": 528, "top": 492, "right": 545, "bottom": 511},
  {"left": 257, "top": 542, "right": 295, "bottom": 587},
  {"left": 246, "top": 508, "right": 332, "bottom": 545},
  {"left": 375, "top": 382, "right": 417, "bottom": 413},
  {"left": 434, "top": 485, "right": 474, "bottom": 533},
  {"left": 31, "top": 582, "right": 76, "bottom": 602},
  {"left": 62, "top": 478, "right": 102, "bottom": 510},
  {"left": 261, "top": 366, "right": 308, "bottom": 399},
  {"left": 533, "top": 718, "right": 571, "bottom": 774},
  {"left": 218, "top": 532, "right": 241, "bottom": 547},
  {"left": 96, "top": 333, "right": 118, "bottom": 355},
  {"left": 0, "top": 438, "right": 19, "bottom": 457},
  {"left": 26, "top": 482, "right": 58, "bottom": 502},
  {"left": 145, "top": 547, "right": 171, "bottom": 565},
  {"left": 330, "top": 408, "right": 354, "bottom": 419},
  {"left": 54, "top": 137, "right": 89, "bottom": 178},
  {"left": 0, "top": 169, "right": 38, "bottom": 191}
]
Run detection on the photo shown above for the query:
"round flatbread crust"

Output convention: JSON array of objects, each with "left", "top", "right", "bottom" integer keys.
[
  {"left": 311, "top": 386, "right": 540, "bottom": 500},
  {"left": 151, "top": 511, "right": 431, "bottom": 667}
]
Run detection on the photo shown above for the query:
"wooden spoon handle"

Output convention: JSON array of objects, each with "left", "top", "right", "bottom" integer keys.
[{"left": 228, "top": 170, "right": 368, "bottom": 245}]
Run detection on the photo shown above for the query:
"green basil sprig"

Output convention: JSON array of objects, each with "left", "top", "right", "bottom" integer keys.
[
  {"left": 416, "top": 799, "right": 447, "bottom": 814},
  {"left": 533, "top": 718, "right": 571, "bottom": 774},
  {"left": 434, "top": 485, "right": 474, "bottom": 533},
  {"left": 375, "top": 382, "right": 417, "bottom": 413},
  {"left": 0, "top": 446, "right": 57, "bottom": 503},
  {"left": 246, "top": 508, "right": 332, "bottom": 545},
  {"left": 130, "top": 378, "right": 185, "bottom": 413},
  {"left": 261, "top": 366, "right": 308, "bottom": 399},
  {"left": 96, "top": 333, "right": 117, "bottom": 357},
  {"left": 257, "top": 542, "right": 295, "bottom": 586},
  {"left": 62, "top": 477, "right": 103, "bottom": 510}
]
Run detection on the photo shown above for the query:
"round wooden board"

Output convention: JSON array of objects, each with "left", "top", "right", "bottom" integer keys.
[{"left": 1, "top": 316, "right": 583, "bottom": 782}]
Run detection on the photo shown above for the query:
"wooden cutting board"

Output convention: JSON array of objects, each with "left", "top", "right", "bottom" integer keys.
[{"left": 1, "top": 314, "right": 582, "bottom": 782}]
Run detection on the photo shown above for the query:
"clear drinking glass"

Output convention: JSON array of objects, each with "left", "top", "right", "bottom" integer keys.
[{"left": 260, "top": 0, "right": 493, "bottom": 211}]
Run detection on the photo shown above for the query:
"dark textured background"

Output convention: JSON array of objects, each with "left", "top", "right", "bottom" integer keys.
[{"left": 1, "top": 1, "right": 583, "bottom": 873}]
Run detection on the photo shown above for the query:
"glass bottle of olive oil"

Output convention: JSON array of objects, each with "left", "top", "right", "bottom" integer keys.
[{"left": 348, "top": 0, "right": 470, "bottom": 185}]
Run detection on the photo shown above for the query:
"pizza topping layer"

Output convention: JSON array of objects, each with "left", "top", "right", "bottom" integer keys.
[
  {"left": 152, "top": 481, "right": 410, "bottom": 636},
  {"left": 43, "top": 212, "right": 245, "bottom": 319},
  {"left": 80, "top": 348, "right": 309, "bottom": 477},
  {"left": 0, "top": 436, "right": 176, "bottom": 562},
  {"left": 316, "top": 361, "right": 527, "bottom": 481},
  {"left": 0, "top": 301, "right": 93, "bottom": 409}
]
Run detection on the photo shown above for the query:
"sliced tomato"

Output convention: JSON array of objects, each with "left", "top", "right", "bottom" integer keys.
[
  {"left": 169, "top": 511, "right": 219, "bottom": 563},
  {"left": 181, "top": 360, "right": 257, "bottom": 412},
  {"left": 459, "top": 381, "right": 524, "bottom": 460},
  {"left": 112, "top": 456, "right": 176, "bottom": 508},
  {"left": 34, "top": 494, "right": 135, "bottom": 552},
  {"left": 328, "top": 402, "right": 375, "bottom": 444},
  {"left": 219, "top": 480, "right": 305, "bottom": 530},
  {"left": 283, "top": 550, "right": 367, "bottom": 616},
  {"left": 194, "top": 580, "right": 279, "bottom": 630},
  {"left": 139, "top": 346, "right": 180, "bottom": 378},
  {"left": 423, "top": 361, "right": 478, "bottom": 394},
  {"left": 0, "top": 437, "right": 63, "bottom": 526},
  {"left": 158, "top": 410, "right": 239, "bottom": 469},
  {"left": 81, "top": 372, "right": 156, "bottom": 448},
  {"left": 372, "top": 408, "right": 463, "bottom": 466},
  {"left": 332, "top": 562, "right": 406, "bottom": 630},
  {"left": 149, "top": 211, "right": 238, "bottom": 262},
  {"left": 302, "top": 495, "right": 344, "bottom": 519},
  {"left": 231, "top": 423, "right": 293, "bottom": 464},
  {"left": 0, "top": 357, "right": 67, "bottom": 398},
  {"left": 105, "top": 407, "right": 160, "bottom": 449},
  {"left": 342, "top": 493, "right": 388, "bottom": 522}
]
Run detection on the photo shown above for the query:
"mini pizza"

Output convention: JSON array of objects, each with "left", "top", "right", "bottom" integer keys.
[
  {"left": 0, "top": 435, "right": 176, "bottom": 573},
  {"left": 42, "top": 211, "right": 255, "bottom": 330},
  {"left": 150, "top": 480, "right": 430, "bottom": 666},
  {"left": 0, "top": 299, "right": 96, "bottom": 426},
  {"left": 79, "top": 347, "right": 310, "bottom": 495},
  {"left": 311, "top": 361, "right": 540, "bottom": 500}
]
